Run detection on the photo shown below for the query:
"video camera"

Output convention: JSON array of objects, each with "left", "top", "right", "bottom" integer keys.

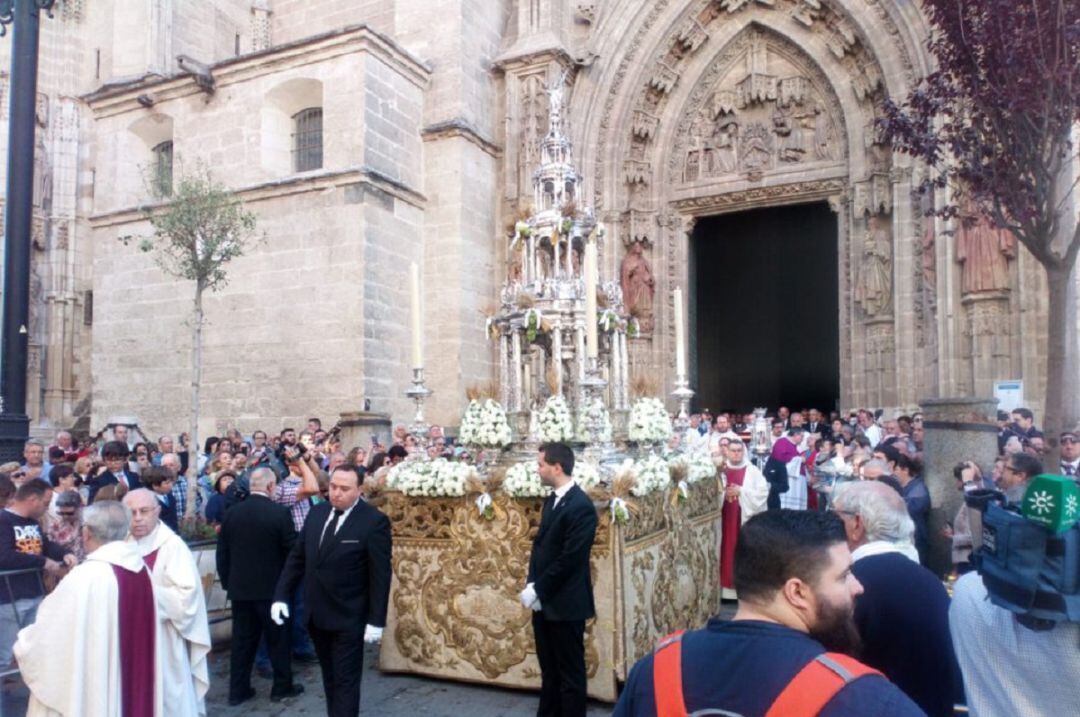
[{"left": 966, "top": 474, "right": 1080, "bottom": 630}]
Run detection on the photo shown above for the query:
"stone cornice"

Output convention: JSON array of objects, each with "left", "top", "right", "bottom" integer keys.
[
  {"left": 84, "top": 24, "right": 431, "bottom": 120},
  {"left": 88, "top": 165, "right": 426, "bottom": 229},
  {"left": 421, "top": 118, "right": 502, "bottom": 158}
]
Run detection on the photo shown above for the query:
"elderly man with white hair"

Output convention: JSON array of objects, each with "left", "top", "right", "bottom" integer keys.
[
  {"left": 124, "top": 489, "right": 212, "bottom": 716},
  {"left": 831, "top": 482, "right": 962, "bottom": 717},
  {"left": 16, "top": 501, "right": 163, "bottom": 716},
  {"left": 159, "top": 452, "right": 200, "bottom": 521}
]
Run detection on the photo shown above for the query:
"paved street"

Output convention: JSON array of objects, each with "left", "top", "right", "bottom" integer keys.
[
  {"left": 201, "top": 644, "right": 613, "bottom": 716},
  {"left": 2, "top": 649, "right": 613, "bottom": 717}
]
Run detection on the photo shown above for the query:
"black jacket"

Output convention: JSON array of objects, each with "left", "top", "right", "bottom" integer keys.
[
  {"left": 87, "top": 469, "right": 142, "bottom": 502},
  {"left": 273, "top": 499, "right": 392, "bottom": 633},
  {"left": 217, "top": 493, "right": 297, "bottom": 601},
  {"left": 527, "top": 483, "right": 598, "bottom": 622}
]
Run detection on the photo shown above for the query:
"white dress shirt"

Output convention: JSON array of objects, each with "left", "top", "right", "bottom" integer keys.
[
  {"left": 552, "top": 479, "right": 576, "bottom": 510},
  {"left": 319, "top": 499, "right": 358, "bottom": 544}
]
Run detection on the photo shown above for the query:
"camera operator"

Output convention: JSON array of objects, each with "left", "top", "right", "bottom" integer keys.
[
  {"left": 996, "top": 453, "right": 1042, "bottom": 504},
  {"left": 949, "top": 464, "right": 1079, "bottom": 715}
]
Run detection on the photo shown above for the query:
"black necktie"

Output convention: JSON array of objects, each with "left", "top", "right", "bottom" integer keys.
[
  {"left": 320, "top": 509, "right": 343, "bottom": 551},
  {"left": 1064, "top": 463, "right": 1076, "bottom": 477}
]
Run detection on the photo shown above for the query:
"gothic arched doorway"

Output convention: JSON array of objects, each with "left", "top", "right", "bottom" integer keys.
[{"left": 690, "top": 202, "right": 839, "bottom": 413}]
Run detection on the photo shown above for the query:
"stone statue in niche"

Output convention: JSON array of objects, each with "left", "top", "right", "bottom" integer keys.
[
  {"left": 813, "top": 103, "right": 836, "bottom": 160},
  {"left": 919, "top": 191, "right": 936, "bottom": 289},
  {"left": 684, "top": 113, "right": 707, "bottom": 182},
  {"left": 710, "top": 120, "right": 738, "bottom": 173},
  {"left": 855, "top": 214, "right": 893, "bottom": 317},
  {"left": 620, "top": 241, "right": 655, "bottom": 332},
  {"left": 32, "top": 134, "right": 51, "bottom": 209},
  {"left": 955, "top": 205, "right": 1016, "bottom": 294}
]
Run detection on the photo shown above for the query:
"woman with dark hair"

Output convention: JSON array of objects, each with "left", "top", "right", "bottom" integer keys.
[
  {"left": 43, "top": 490, "right": 84, "bottom": 562},
  {"left": 366, "top": 451, "right": 390, "bottom": 471},
  {"left": 198, "top": 436, "right": 220, "bottom": 474},
  {"left": 205, "top": 470, "right": 236, "bottom": 528}
]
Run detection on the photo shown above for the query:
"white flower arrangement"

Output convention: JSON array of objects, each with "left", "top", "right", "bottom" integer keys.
[
  {"left": 537, "top": 395, "right": 575, "bottom": 442},
  {"left": 668, "top": 451, "right": 717, "bottom": 484},
  {"left": 576, "top": 396, "right": 613, "bottom": 442},
  {"left": 459, "top": 398, "right": 512, "bottom": 447},
  {"left": 503, "top": 457, "right": 602, "bottom": 498},
  {"left": 504, "top": 461, "right": 546, "bottom": 498},
  {"left": 630, "top": 454, "right": 672, "bottom": 497},
  {"left": 599, "top": 308, "right": 620, "bottom": 332},
  {"left": 386, "top": 458, "right": 476, "bottom": 497},
  {"left": 627, "top": 397, "right": 673, "bottom": 444}
]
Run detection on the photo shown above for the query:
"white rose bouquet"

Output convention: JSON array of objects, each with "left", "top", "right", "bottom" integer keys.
[
  {"left": 572, "top": 460, "right": 602, "bottom": 490},
  {"left": 537, "top": 395, "right": 574, "bottom": 442},
  {"left": 387, "top": 458, "right": 476, "bottom": 497},
  {"left": 460, "top": 398, "right": 512, "bottom": 447},
  {"left": 504, "top": 461, "right": 546, "bottom": 498},
  {"left": 627, "top": 397, "right": 673, "bottom": 444},
  {"left": 631, "top": 454, "right": 671, "bottom": 497},
  {"left": 576, "top": 397, "right": 613, "bottom": 442},
  {"left": 668, "top": 451, "right": 717, "bottom": 484}
]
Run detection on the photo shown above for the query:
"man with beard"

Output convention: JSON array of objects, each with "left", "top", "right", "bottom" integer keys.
[
  {"left": 613, "top": 510, "right": 923, "bottom": 717},
  {"left": 832, "top": 481, "right": 961, "bottom": 717}
]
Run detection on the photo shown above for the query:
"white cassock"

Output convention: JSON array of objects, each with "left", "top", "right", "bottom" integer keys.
[
  {"left": 130, "top": 523, "right": 211, "bottom": 717},
  {"left": 14, "top": 541, "right": 165, "bottom": 717},
  {"left": 778, "top": 455, "right": 808, "bottom": 510},
  {"left": 735, "top": 462, "right": 770, "bottom": 523}
]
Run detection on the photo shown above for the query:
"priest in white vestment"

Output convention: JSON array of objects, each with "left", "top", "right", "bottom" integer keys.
[
  {"left": 15, "top": 501, "right": 164, "bottom": 717},
  {"left": 124, "top": 489, "right": 211, "bottom": 716}
]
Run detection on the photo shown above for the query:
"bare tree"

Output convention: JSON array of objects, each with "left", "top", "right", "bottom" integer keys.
[{"left": 123, "top": 163, "right": 261, "bottom": 520}]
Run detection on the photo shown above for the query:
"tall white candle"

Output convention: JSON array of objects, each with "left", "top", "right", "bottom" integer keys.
[
  {"left": 585, "top": 232, "right": 599, "bottom": 359},
  {"left": 410, "top": 262, "right": 423, "bottom": 368},
  {"left": 673, "top": 287, "right": 686, "bottom": 378}
]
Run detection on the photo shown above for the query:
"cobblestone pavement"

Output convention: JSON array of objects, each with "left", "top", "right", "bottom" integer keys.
[
  {"left": 201, "top": 644, "right": 613, "bottom": 716},
  {"left": 1, "top": 650, "right": 613, "bottom": 716}
]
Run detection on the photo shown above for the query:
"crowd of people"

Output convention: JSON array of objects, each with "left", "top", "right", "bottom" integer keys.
[{"left": 0, "top": 403, "right": 1075, "bottom": 716}]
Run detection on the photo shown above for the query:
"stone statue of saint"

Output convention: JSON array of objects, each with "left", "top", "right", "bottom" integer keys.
[
  {"left": 620, "top": 241, "right": 655, "bottom": 332},
  {"left": 919, "top": 191, "right": 936, "bottom": 290},
  {"left": 955, "top": 207, "right": 1016, "bottom": 294},
  {"left": 854, "top": 215, "right": 893, "bottom": 317}
]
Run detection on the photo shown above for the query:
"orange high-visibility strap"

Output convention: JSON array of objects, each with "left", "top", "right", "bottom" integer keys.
[
  {"left": 764, "top": 652, "right": 882, "bottom": 717},
  {"left": 652, "top": 630, "right": 687, "bottom": 717}
]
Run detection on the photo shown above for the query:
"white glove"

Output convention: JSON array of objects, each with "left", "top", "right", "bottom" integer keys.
[
  {"left": 519, "top": 583, "right": 541, "bottom": 611},
  {"left": 270, "top": 601, "right": 290, "bottom": 626},
  {"left": 364, "top": 625, "right": 384, "bottom": 644}
]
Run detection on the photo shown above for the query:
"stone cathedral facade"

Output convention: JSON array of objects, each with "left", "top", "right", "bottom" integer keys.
[{"left": 0, "top": 0, "right": 1074, "bottom": 437}]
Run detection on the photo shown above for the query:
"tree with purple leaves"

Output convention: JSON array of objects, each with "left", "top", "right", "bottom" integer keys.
[{"left": 882, "top": 0, "right": 1079, "bottom": 462}]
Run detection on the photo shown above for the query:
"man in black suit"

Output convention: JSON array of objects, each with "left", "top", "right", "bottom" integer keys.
[
  {"left": 520, "top": 442, "right": 598, "bottom": 717},
  {"left": 806, "top": 408, "right": 831, "bottom": 441},
  {"left": 271, "top": 464, "right": 392, "bottom": 717},
  {"left": 217, "top": 467, "right": 304, "bottom": 706}
]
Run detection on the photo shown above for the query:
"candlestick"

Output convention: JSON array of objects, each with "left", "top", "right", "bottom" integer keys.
[
  {"left": 673, "top": 287, "right": 686, "bottom": 378},
  {"left": 410, "top": 262, "right": 423, "bottom": 368},
  {"left": 585, "top": 232, "right": 598, "bottom": 359},
  {"left": 405, "top": 367, "right": 433, "bottom": 459}
]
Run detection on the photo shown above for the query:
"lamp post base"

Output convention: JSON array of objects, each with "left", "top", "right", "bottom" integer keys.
[{"left": 0, "top": 413, "right": 30, "bottom": 463}]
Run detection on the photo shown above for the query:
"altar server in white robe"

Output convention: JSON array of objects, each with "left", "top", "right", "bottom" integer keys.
[
  {"left": 124, "top": 489, "right": 211, "bottom": 716},
  {"left": 15, "top": 501, "right": 164, "bottom": 717}
]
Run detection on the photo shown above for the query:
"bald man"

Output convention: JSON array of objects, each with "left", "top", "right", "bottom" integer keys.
[{"left": 124, "top": 490, "right": 212, "bottom": 716}]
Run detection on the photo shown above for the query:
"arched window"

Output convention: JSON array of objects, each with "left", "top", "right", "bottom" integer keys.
[
  {"left": 152, "top": 140, "right": 174, "bottom": 196},
  {"left": 292, "top": 107, "right": 323, "bottom": 172}
]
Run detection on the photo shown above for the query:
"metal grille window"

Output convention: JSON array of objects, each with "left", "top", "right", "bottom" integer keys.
[
  {"left": 292, "top": 107, "right": 323, "bottom": 172},
  {"left": 152, "top": 140, "right": 173, "bottom": 196}
]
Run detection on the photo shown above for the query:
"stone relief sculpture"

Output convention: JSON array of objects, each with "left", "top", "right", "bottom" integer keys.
[
  {"left": 855, "top": 215, "right": 893, "bottom": 317},
  {"left": 519, "top": 75, "right": 548, "bottom": 198},
  {"left": 620, "top": 242, "right": 655, "bottom": 332},
  {"left": 919, "top": 191, "right": 936, "bottom": 290},
  {"left": 671, "top": 34, "right": 842, "bottom": 184},
  {"left": 955, "top": 207, "right": 1016, "bottom": 294}
]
